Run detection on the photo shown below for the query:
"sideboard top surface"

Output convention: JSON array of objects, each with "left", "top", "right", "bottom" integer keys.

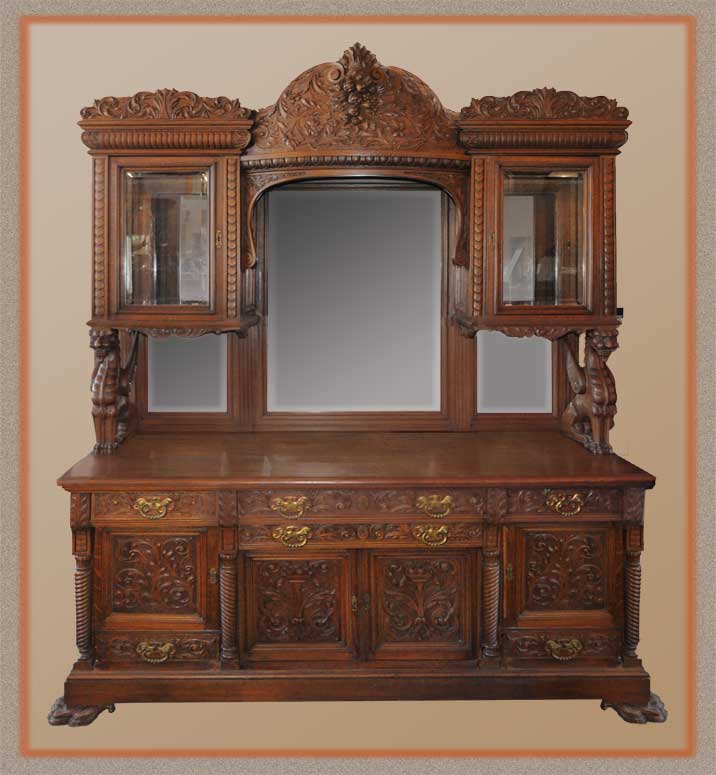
[{"left": 58, "top": 431, "right": 654, "bottom": 490}]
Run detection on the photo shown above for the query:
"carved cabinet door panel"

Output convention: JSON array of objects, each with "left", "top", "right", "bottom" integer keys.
[
  {"left": 95, "top": 527, "right": 219, "bottom": 631},
  {"left": 365, "top": 550, "right": 477, "bottom": 662},
  {"left": 503, "top": 525, "right": 622, "bottom": 629},
  {"left": 240, "top": 550, "right": 358, "bottom": 664}
]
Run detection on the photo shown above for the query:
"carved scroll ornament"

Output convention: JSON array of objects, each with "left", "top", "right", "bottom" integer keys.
[
  {"left": 247, "top": 43, "right": 460, "bottom": 155},
  {"left": 461, "top": 88, "right": 629, "bottom": 120},
  {"left": 81, "top": 89, "right": 252, "bottom": 120}
]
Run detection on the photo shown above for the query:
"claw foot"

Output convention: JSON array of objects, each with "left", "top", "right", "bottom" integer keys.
[
  {"left": 600, "top": 692, "right": 667, "bottom": 724},
  {"left": 48, "top": 696, "right": 115, "bottom": 727}
]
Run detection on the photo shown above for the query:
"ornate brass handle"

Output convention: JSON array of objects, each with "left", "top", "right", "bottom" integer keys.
[
  {"left": 271, "top": 525, "right": 312, "bottom": 548},
  {"left": 133, "top": 496, "right": 173, "bottom": 520},
  {"left": 545, "top": 492, "right": 583, "bottom": 517},
  {"left": 545, "top": 638, "right": 583, "bottom": 662},
  {"left": 416, "top": 494, "right": 454, "bottom": 519},
  {"left": 270, "top": 496, "right": 309, "bottom": 519},
  {"left": 136, "top": 641, "right": 176, "bottom": 664},
  {"left": 412, "top": 524, "right": 449, "bottom": 547}
]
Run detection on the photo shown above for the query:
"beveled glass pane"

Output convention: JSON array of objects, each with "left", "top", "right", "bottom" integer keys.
[
  {"left": 266, "top": 181, "right": 441, "bottom": 412},
  {"left": 502, "top": 170, "right": 585, "bottom": 306},
  {"left": 148, "top": 335, "right": 227, "bottom": 412},
  {"left": 477, "top": 331, "right": 552, "bottom": 413},
  {"left": 123, "top": 170, "right": 210, "bottom": 307}
]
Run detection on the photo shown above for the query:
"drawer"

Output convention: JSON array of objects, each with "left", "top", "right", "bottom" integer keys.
[
  {"left": 238, "top": 520, "right": 483, "bottom": 549},
  {"left": 502, "top": 628, "right": 621, "bottom": 667},
  {"left": 93, "top": 491, "right": 218, "bottom": 524},
  {"left": 238, "top": 489, "right": 486, "bottom": 520},
  {"left": 94, "top": 630, "right": 220, "bottom": 668},
  {"left": 507, "top": 488, "right": 621, "bottom": 518}
]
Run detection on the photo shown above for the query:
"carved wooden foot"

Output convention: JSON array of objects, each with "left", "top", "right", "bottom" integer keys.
[
  {"left": 600, "top": 692, "right": 667, "bottom": 724},
  {"left": 48, "top": 696, "right": 115, "bottom": 727}
]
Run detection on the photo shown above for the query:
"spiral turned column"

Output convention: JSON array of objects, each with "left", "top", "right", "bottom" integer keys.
[
  {"left": 74, "top": 555, "right": 93, "bottom": 662},
  {"left": 623, "top": 550, "right": 642, "bottom": 659},
  {"left": 481, "top": 547, "right": 501, "bottom": 660},
  {"left": 219, "top": 553, "right": 238, "bottom": 663}
]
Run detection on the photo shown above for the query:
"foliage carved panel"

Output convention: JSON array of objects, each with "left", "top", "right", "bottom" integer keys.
[
  {"left": 249, "top": 558, "right": 344, "bottom": 644},
  {"left": 374, "top": 555, "right": 466, "bottom": 645},
  {"left": 111, "top": 535, "right": 198, "bottom": 614},
  {"left": 524, "top": 530, "right": 607, "bottom": 611}
]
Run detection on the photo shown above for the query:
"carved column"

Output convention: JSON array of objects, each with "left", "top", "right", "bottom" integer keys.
[
  {"left": 218, "top": 490, "right": 239, "bottom": 667},
  {"left": 561, "top": 328, "right": 618, "bottom": 454},
  {"left": 623, "top": 523, "right": 644, "bottom": 665},
  {"left": 481, "top": 522, "right": 501, "bottom": 661},
  {"left": 70, "top": 493, "right": 93, "bottom": 668}
]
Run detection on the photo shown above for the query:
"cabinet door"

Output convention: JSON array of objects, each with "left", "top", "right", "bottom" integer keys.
[
  {"left": 110, "top": 157, "right": 223, "bottom": 318},
  {"left": 489, "top": 158, "right": 598, "bottom": 317},
  {"left": 96, "top": 526, "right": 219, "bottom": 631},
  {"left": 366, "top": 550, "right": 477, "bottom": 662},
  {"left": 240, "top": 550, "right": 358, "bottom": 663},
  {"left": 504, "top": 525, "right": 621, "bottom": 629}
]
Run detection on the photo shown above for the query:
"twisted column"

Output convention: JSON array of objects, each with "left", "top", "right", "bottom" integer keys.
[{"left": 219, "top": 553, "right": 238, "bottom": 662}]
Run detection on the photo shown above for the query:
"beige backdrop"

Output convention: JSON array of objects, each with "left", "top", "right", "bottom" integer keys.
[{"left": 28, "top": 20, "right": 689, "bottom": 753}]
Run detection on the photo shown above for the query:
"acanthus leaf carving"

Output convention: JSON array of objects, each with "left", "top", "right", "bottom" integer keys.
[
  {"left": 80, "top": 89, "right": 253, "bottom": 120},
  {"left": 247, "top": 43, "right": 460, "bottom": 155},
  {"left": 460, "top": 88, "right": 629, "bottom": 120}
]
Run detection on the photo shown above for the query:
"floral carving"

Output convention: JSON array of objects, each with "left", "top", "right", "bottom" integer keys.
[
  {"left": 525, "top": 531, "right": 606, "bottom": 610},
  {"left": 247, "top": 43, "right": 459, "bottom": 154},
  {"left": 80, "top": 89, "right": 252, "bottom": 120},
  {"left": 111, "top": 536, "right": 197, "bottom": 613},
  {"left": 378, "top": 558, "right": 462, "bottom": 643},
  {"left": 461, "top": 88, "right": 629, "bottom": 120},
  {"left": 508, "top": 488, "right": 620, "bottom": 515},
  {"left": 95, "top": 633, "right": 218, "bottom": 661},
  {"left": 504, "top": 630, "right": 619, "bottom": 659}
]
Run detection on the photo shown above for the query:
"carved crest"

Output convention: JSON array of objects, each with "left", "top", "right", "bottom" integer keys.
[
  {"left": 247, "top": 43, "right": 460, "bottom": 155},
  {"left": 80, "top": 88, "right": 253, "bottom": 120},
  {"left": 461, "top": 88, "right": 629, "bottom": 120}
]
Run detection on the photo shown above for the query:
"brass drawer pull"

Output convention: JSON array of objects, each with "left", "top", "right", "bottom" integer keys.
[
  {"left": 270, "top": 496, "right": 309, "bottom": 519},
  {"left": 136, "top": 641, "right": 176, "bottom": 664},
  {"left": 133, "top": 496, "right": 173, "bottom": 520},
  {"left": 545, "top": 492, "right": 583, "bottom": 517},
  {"left": 416, "top": 494, "right": 454, "bottom": 518},
  {"left": 413, "top": 524, "right": 449, "bottom": 547},
  {"left": 271, "top": 525, "right": 312, "bottom": 548},
  {"left": 545, "top": 638, "right": 583, "bottom": 662}
]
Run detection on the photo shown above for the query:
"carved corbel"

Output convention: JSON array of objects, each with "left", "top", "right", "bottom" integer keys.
[
  {"left": 89, "top": 328, "right": 140, "bottom": 454},
  {"left": 561, "top": 328, "right": 618, "bottom": 454}
]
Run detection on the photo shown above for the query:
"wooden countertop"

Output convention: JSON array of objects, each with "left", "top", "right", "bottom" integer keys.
[{"left": 58, "top": 431, "right": 655, "bottom": 490}]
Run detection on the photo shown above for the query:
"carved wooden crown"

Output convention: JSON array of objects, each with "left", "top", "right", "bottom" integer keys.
[{"left": 245, "top": 42, "right": 461, "bottom": 157}]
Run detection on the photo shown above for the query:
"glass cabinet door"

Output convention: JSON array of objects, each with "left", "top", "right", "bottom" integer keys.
[
  {"left": 122, "top": 168, "right": 212, "bottom": 308},
  {"left": 500, "top": 168, "right": 588, "bottom": 309}
]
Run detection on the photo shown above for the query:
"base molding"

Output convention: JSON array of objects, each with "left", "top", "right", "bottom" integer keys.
[{"left": 63, "top": 666, "right": 651, "bottom": 706}]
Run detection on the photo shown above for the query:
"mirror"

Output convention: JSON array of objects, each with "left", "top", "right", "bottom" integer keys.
[
  {"left": 477, "top": 331, "right": 552, "bottom": 413},
  {"left": 148, "top": 335, "right": 227, "bottom": 412},
  {"left": 502, "top": 170, "right": 585, "bottom": 306},
  {"left": 265, "top": 179, "right": 442, "bottom": 412},
  {"left": 122, "top": 169, "right": 211, "bottom": 307}
]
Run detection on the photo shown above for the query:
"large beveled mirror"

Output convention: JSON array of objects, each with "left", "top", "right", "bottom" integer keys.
[{"left": 262, "top": 178, "right": 445, "bottom": 414}]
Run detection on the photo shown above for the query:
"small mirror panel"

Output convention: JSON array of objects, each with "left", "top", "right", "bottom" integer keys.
[
  {"left": 266, "top": 181, "right": 442, "bottom": 412},
  {"left": 477, "top": 331, "right": 552, "bottom": 413},
  {"left": 123, "top": 170, "right": 211, "bottom": 307},
  {"left": 148, "top": 335, "right": 227, "bottom": 412},
  {"left": 502, "top": 170, "right": 585, "bottom": 307}
]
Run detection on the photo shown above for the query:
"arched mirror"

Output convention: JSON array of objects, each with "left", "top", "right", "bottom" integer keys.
[{"left": 261, "top": 178, "right": 446, "bottom": 415}]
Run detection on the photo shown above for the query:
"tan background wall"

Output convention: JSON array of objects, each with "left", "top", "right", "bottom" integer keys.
[{"left": 28, "top": 20, "right": 688, "bottom": 753}]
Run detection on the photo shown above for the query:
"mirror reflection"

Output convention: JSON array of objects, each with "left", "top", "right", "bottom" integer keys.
[{"left": 266, "top": 179, "right": 442, "bottom": 412}]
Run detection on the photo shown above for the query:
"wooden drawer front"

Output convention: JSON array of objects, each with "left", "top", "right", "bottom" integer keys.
[
  {"left": 507, "top": 488, "right": 620, "bottom": 518},
  {"left": 237, "top": 489, "right": 485, "bottom": 520},
  {"left": 502, "top": 628, "right": 621, "bottom": 666},
  {"left": 93, "top": 491, "right": 217, "bottom": 524},
  {"left": 95, "top": 630, "right": 219, "bottom": 668},
  {"left": 368, "top": 551, "right": 475, "bottom": 661},
  {"left": 241, "top": 551, "right": 357, "bottom": 663},
  {"left": 238, "top": 521, "right": 482, "bottom": 549}
]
